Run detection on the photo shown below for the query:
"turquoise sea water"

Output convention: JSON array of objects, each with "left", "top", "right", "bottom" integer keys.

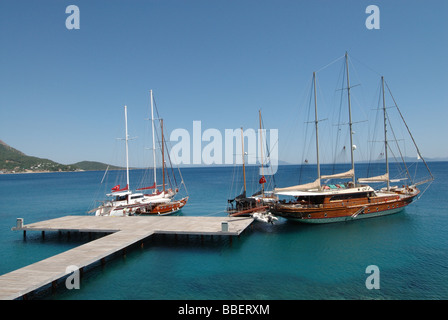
[{"left": 0, "top": 163, "right": 447, "bottom": 300}]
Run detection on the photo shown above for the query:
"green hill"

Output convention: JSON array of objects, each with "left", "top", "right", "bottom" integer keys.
[
  {"left": 0, "top": 140, "right": 118, "bottom": 174},
  {"left": 72, "top": 161, "right": 122, "bottom": 171},
  {"left": 0, "top": 140, "right": 77, "bottom": 173}
]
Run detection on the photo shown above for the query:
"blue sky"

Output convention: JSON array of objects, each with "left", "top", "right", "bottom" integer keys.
[{"left": 1, "top": 0, "right": 447, "bottom": 167}]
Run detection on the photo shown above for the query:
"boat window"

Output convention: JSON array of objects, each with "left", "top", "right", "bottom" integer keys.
[
  {"left": 115, "top": 195, "right": 128, "bottom": 201},
  {"left": 295, "top": 195, "right": 325, "bottom": 204},
  {"left": 131, "top": 195, "right": 144, "bottom": 200},
  {"left": 329, "top": 192, "right": 369, "bottom": 201}
]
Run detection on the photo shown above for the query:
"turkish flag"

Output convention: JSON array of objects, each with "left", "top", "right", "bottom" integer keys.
[
  {"left": 111, "top": 184, "right": 129, "bottom": 192},
  {"left": 259, "top": 176, "right": 266, "bottom": 184}
]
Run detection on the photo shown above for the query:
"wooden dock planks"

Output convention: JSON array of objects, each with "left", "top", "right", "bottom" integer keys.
[{"left": 0, "top": 215, "right": 253, "bottom": 300}]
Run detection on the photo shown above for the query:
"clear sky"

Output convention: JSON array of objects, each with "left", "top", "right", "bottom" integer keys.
[{"left": 1, "top": 0, "right": 447, "bottom": 167}]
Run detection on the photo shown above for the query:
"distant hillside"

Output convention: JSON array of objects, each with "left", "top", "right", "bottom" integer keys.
[
  {"left": 0, "top": 140, "right": 118, "bottom": 174},
  {"left": 0, "top": 140, "right": 77, "bottom": 173},
  {"left": 72, "top": 161, "right": 122, "bottom": 171}
]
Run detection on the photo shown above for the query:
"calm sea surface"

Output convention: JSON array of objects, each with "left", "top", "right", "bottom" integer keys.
[{"left": 0, "top": 163, "right": 447, "bottom": 300}]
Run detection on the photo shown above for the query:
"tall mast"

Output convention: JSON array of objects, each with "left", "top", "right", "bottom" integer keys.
[
  {"left": 313, "top": 72, "right": 321, "bottom": 189},
  {"left": 124, "top": 105, "right": 130, "bottom": 191},
  {"left": 161, "top": 118, "right": 165, "bottom": 193},
  {"left": 345, "top": 52, "right": 356, "bottom": 185},
  {"left": 241, "top": 127, "right": 246, "bottom": 196},
  {"left": 150, "top": 90, "right": 157, "bottom": 190},
  {"left": 259, "top": 110, "right": 264, "bottom": 197},
  {"left": 381, "top": 76, "right": 390, "bottom": 190}
]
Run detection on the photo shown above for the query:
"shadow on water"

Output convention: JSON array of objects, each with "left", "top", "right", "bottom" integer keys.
[{"left": 43, "top": 230, "right": 252, "bottom": 300}]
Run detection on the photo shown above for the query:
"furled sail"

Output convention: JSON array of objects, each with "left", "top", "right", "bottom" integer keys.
[
  {"left": 358, "top": 173, "right": 389, "bottom": 183},
  {"left": 137, "top": 182, "right": 157, "bottom": 190},
  {"left": 321, "top": 169, "right": 354, "bottom": 180},
  {"left": 274, "top": 178, "right": 321, "bottom": 193}
]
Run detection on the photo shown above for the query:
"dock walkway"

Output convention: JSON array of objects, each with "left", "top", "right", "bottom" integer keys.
[{"left": 0, "top": 215, "right": 253, "bottom": 300}]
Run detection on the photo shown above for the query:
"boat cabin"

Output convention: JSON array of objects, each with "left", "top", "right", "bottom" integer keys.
[
  {"left": 277, "top": 185, "right": 377, "bottom": 206},
  {"left": 106, "top": 190, "right": 146, "bottom": 203}
]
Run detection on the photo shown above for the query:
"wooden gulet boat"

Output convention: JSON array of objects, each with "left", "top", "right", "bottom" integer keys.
[
  {"left": 227, "top": 128, "right": 269, "bottom": 217},
  {"left": 134, "top": 196, "right": 188, "bottom": 216},
  {"left": 135, "top": 90, "right": 188, "bottom": 216},
  {"left": 272, "top": 183, "right": 420, "bottom": 223},
  {"left": 271, "top": 53, "right": 433, "bottom": 223},
  {"left": 227, "top": 113, "right": 278, "bottom": 223}
]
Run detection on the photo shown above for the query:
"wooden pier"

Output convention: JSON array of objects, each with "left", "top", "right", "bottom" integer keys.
[{"left": 0, "top": 215, "right": 254, "bottom": 300}]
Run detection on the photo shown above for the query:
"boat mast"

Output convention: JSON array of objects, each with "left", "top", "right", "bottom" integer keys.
[
  {"left": 313, "top": 72, "right": 321, "bottom": 189},
  {"left": 161, "top": 118, "right": 165, "bottom": 193},
  {"left": 345, "top": 52, "right": 356, "bottom": 185},
  {"left": 259, "top": 110, "right": 264, "bottom": 197},
  {"left": 150, "top": 90, "right": 157, "bottom": 191},
  {"left": 124, "top": 105, "right": 130, "bottom": 191},
  {"left": 381, "top": 76, "right": 390, "bottom": 191},
  {"left": 241, "top": 127, "right": 246, "bottom": 196}
]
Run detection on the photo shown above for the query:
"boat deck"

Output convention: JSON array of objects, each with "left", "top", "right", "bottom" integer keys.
[{"left": 0, "top": 215, "right": 254, "bottom": 300}]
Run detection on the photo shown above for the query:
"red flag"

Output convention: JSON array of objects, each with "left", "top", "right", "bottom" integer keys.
[
  {"left": 259, "top": 176, "right": 266, "bottom": 184},
  {"left": 111, "top": 184, "right": 129, "bottom": 192}
]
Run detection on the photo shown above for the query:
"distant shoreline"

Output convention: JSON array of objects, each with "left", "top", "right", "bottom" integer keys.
[
  {"left": 2, "top": 159, "right": 446, "bottom": 175},
  {"left": 0, "top": 169, "right": 84, "bottom": 175}
]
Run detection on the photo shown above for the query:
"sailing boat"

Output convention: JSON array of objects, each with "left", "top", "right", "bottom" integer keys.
[
  {"left": 227, "top": 115, "right": 278, "bottom": 223},
  {"left": 93, "top": 92, "right": 188, "bottom": 216},
  {"left": 132, "top": 90, "right": 188, "bottom": 215},
  {"left": 271, "top": 53, "right": 433, "bottom": 223},
  {"left": 227, "top": 127, "right": 268, "bottom": 217},
  {"left": 135, "top": 89, "right": 176, "bottom": 204},
  {"left": 93, "top": 105, "right": 166, "bottom": 216},
  {"left": 136, "top": 117, "right": 188, "bottom": 215},
  {"left": 250, "top": 110, "right": 278, "bottom": 205}
]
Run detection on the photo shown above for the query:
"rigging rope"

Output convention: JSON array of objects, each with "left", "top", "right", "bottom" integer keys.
[
  {"left": 385, "top": 81, "right": 434, "bottom": 182},
  {"left": 316, "top": 54, "right": 345, "bottom": 73}
]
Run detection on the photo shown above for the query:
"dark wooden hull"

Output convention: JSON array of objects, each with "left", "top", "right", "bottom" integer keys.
[
  {"left": 271, "top": 190, "right": 419, "bottom": 223},
  {"left": 136, "top": 197, "right": 188, "bottom": 216}
]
